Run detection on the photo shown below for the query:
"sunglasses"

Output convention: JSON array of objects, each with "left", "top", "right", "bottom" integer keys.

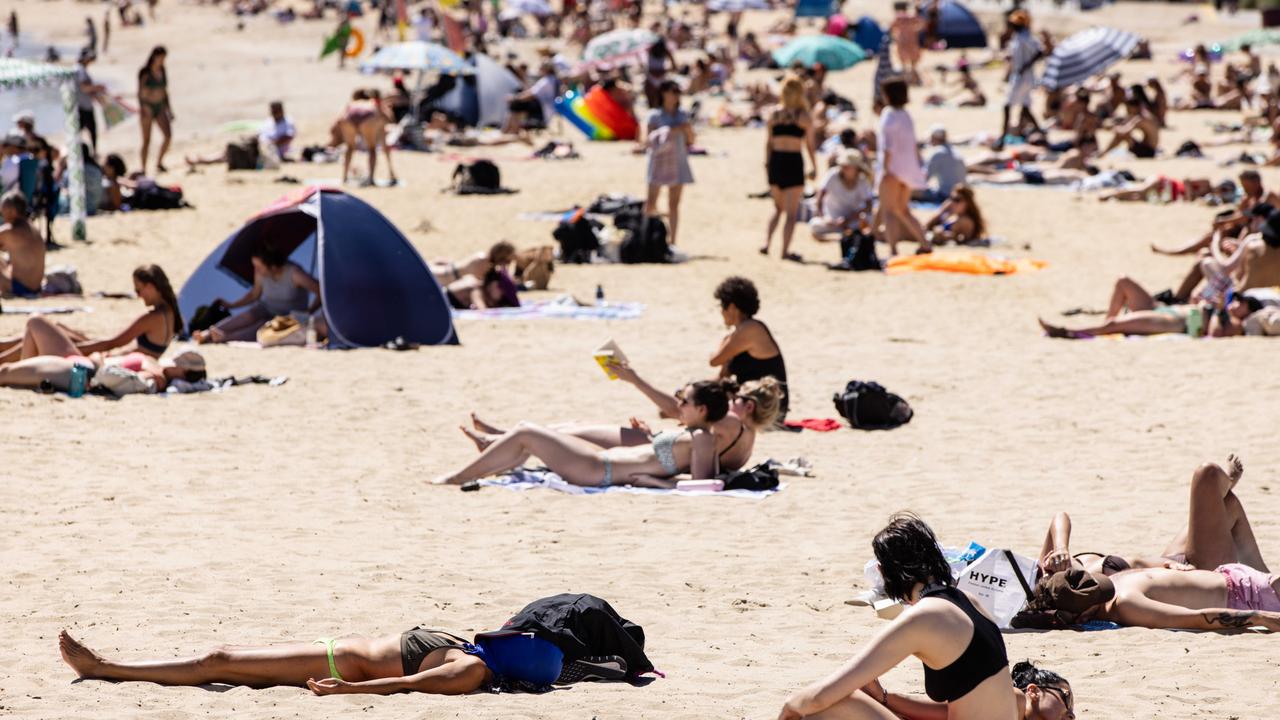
[
  {"left": 674, "top": 388, "right": 690, "bottom": 406},
  {"left": 1042, "top": 686, "right": 1074, "bottom": 715}
]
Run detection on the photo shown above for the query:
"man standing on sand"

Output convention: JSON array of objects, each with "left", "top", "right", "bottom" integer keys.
[
  {"left": 996, "top": 10, "right": 1043, "bottom": 150},
  {"left": 0, "top": 192, "right": 45, "bottom": 298}
]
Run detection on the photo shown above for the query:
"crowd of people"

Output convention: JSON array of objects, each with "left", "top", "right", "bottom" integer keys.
[{"left": 2, "top": 0, "right": 1277, "bottom": 715}]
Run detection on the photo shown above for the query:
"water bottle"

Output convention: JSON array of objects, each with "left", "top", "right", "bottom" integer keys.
[
  {"left": 306, "top": 314, "right": 317, "bottom": 348},
  {"left": 595, "top": 284, "right": 605, "bottom": 307},
  {"left": 67, "top": 364, "right": 88, "bottom": 398}
]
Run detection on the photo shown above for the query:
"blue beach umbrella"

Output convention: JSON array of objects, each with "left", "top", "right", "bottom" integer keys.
[
  {"left": 772, "top": 35, "right": 869, "bottom": 71},
  {"left": 360, "top": 41, "right": 469, "bottom": 73},
  {"left": 922, "top": 0, "right": 987, "bottom": 49}
]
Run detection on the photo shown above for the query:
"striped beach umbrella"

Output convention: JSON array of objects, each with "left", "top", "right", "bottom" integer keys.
[
  {"left": 1040, "top": 27, "right": 1139, "bottom": 91},
  {"left": 582, "top": 29, "right": 660, "bottom": 67}
]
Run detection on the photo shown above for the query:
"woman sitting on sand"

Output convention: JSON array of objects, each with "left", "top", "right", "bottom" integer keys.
[
  {"left": 193, "top": 243, "right": 320, "bottom": 344},
  {"left": 430, "top": 241, "right": 516, "bottom": 285},
  {"left": 0, "top": 264, "right": 181, "bottom": 365},
  {"left": 924, "top": 185, "right": 985, "bottom": 245},
  {"left": 446, "top": 268, "right": 520, "bottom": 310},
  {"left": 336, "top": 89, "right": 397, "bottom": 187},
  {"left": 433, "top": 379, "right": 739, "bottom": 488},
  {"left": 778, "top": 514, "right": 1057, "bottom": 720},
  {"left": 465, "top": 370, "right": 783, "bottom": 475},
  {"left": 1099, "top": 85, "right": 1160, "bottom": 159},
  {"left": 710, "top": 276, "right": 789, "bottom": 420},
  {"left": 1041, "top": 456, "right": 1268, "bottom": 580},
  {"left": 1037, "top": 275, "right": 1261, "bottom": 339},
  {"left": 0, "top": 348, "right": 206, "bottom": 394},
  {"left": 858, "top": 660, "right": 1075, "bottom": 720},
  {"left": 56, "top": 622, "right": 559, "bottom": 696},
  {"left": 808, "top": 149, "right": 874, "bottom": 241}
]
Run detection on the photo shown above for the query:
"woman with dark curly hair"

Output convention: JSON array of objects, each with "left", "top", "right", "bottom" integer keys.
[
  {"left": 778, "top": 513, "right": 1022, "bottom": 720},
  {"left": 710, "top": 276, "right": 788, "bottom": 419}
]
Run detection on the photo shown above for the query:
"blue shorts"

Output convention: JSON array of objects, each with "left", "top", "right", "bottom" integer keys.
[{"left": 8, "top": 277, "right": 39, "bottom": 298}]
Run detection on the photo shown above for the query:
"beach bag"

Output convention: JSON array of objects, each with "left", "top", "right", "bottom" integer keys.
[
  {"left": 619, "top": 216, "right": 670, "bottom": 264},
  {"left": 837, "top": 229, "right": 882, "bottom": 271},
  {"left": 515, "top": 246, "right": 555, "bottom": 290},
  {"left": 257, "top": 315, "right": 306, "bottom": 347},
  {"left": 954, "top": 549, "right": 1038, "bottom": 629},
  {"left": 833, "top": 380, "right": 913, "bottom": 430},
  {"left": 553, "top": 213, "right": 601, "bottom": 264},
  {"left": 129, "top": 183, "right": 186, "bottom": 210},
  {"left": 93, "top": 366, "right": 156, "bottom": 397},
  {"left": 189, "top": 300, "right": 231, "bottom": 333},
  {"left": 42, "top": 265, "right": 82, "bottom": 295},
  {"left": 721, "top": 462, "right": 780, "bottom": 492},
  {"left": 452, "top": 160, "right": 501, "bottom": 193},
  {"left": 226, "top": 137, "right": 260, "bottom": 170}
]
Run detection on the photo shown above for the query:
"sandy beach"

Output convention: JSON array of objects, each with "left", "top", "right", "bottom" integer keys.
[{"left": 1, "top": 0, "right": 1279, "bottom": 717}]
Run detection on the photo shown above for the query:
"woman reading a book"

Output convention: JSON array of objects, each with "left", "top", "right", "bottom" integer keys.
[
  {"left": 464, "top": 362, "right": 783, "bottom": 476},
  {"left": 438, "top": 374, "right": 781, "bottom": 488}
]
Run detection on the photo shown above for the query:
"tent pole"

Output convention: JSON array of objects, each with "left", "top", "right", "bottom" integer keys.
[{"left": 60, "top": 77, "right": 86, "bottom": 242}]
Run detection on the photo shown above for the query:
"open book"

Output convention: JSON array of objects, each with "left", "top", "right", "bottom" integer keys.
[{"left": 592, "top": 339, "right": 628, "bottom": 380}]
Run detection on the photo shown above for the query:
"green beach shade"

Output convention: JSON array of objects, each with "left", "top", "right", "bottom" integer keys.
[
  {"left": 1221, "top": 29, "right": 1280, "bottom": 52},
  {"left": 772, "top": 35, "right": 869, "bottom": 71}
]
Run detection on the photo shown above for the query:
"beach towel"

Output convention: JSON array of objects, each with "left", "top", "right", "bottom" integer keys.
[
  {"left": 453, "top": 295, "right": 644, "bottom": 320},
  {"left": 886, "top": 252, "right": 1046, "bottom": 276},
  {"left": 479, "top": 467, "right": 781, "bottom": 499},
  {"left": 0, "top": 305, "right": 90, "bottom": 315},
  {"left": 784, "top": 418, "right": 843, "bottom": 432}
]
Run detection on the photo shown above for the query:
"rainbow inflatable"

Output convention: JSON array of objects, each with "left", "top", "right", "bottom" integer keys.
[{"left": 554, "top": 86, "right": 638, "bottom": 141}]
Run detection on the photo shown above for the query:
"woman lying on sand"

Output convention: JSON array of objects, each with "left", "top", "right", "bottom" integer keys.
[
  {"left": 1038, "top": 276, "right": 1260, "bottom": 338},
  {"left": 778, "top": 514, "right": 1072, "bottom": 720},
  {"left": 430, "top": 241, "right": 516, "bottom": 285},
  {"left": 57, "top": 623, "right": 555, "bottom": 696},
  {"left": 1040, "top": 456, "right": 1269, "bottom": 578},
  {"left": 0, "top": 265, "right": 181, "bottom": 365},
  {"left": 445, "top": 268, "right": 520, "bottom": 310},
  {"left": 434, "top": 379, "right": 741, "bottom": 488},
  {"left": 465, "top": 368, "right": 782, "bottom": 475},
  {"left": 0, "top": 348, "right": 205, "bottom": 394}
]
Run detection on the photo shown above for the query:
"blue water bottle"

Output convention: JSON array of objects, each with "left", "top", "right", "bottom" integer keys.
[{"left": 67, "top": 364, "right": 88, "bottom": 398}]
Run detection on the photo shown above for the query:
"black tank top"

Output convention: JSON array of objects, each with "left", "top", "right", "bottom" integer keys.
[
  {"left": 920, "top": 586, "right": 1008, "bottom": 703},
  {"left": 726, "top": 322, "right": 789, "bottom": 417}
]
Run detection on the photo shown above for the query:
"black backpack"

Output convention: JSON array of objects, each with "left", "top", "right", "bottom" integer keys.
[
  {"left": 835, "top": 229, "right": 882, "bottom": 271},
  {"left": 721, "top": 461, "right": 780, "bottom": 492},
  {"left": 225, "top": 137, "right": 259, "bottom": 171},
  {"left": 619, "top": 216, "right": 670, "bottom": 264},
  {"left": 553, "top": 214, "right": 601, "bottom": 264},
  {"left": 452, "top": 160, "right": 502, "bottom": 193},
  {"left": 129, "top": 184, "right": 186, "bottom": 210},
  {"left": 833, "top": 380, "right": 913, "bottom": 430}
]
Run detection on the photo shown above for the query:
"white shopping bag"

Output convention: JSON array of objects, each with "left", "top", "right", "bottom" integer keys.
[{"left": 954, "top": 549, "right": 1038, "bottom": 628}]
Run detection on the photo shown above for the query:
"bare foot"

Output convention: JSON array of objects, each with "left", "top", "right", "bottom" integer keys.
[
  {"left": 470, "top": 412, "right": 504, "bottom": 435},
  {"left": 1038, "top": 318, "right": 1070, "bottom": 339},
  {"left": 1226, "top": 453, "right": 1244, "bottom": 488},
  {"left": 459, "top": 425, "right": 496, "bottom": 452},
  {"left": 59, "top": 630, "right": 106, "bottom": 679}
]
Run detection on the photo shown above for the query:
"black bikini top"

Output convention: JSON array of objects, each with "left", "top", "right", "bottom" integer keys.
[
  {"left": 920, "top": 585, "right": 1008, "bottom": 703},
  {"left": 772, "top": 122, "right": 805, "bottom": 138}
]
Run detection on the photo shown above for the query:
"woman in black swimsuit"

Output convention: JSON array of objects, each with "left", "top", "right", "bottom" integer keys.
[
  {"left": 762, "top": 73, "right": 818, "bottom": 261},
  {"left": 779, "top": 514, "right": 1072, "bottom": 720},
  {"left": 710, "top": 276, "right": 788, "bottom": 420},
  {"left": 0, "top": 264, "right": 181, "bottom": 366},
  {"left": 137, "top": 46, "right": 172, "bottom": 175}
]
